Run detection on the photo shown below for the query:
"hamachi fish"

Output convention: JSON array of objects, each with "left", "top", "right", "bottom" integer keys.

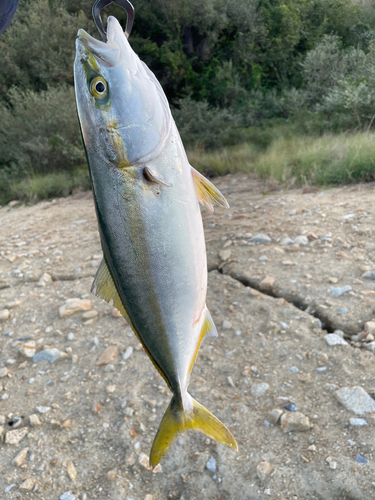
[{"left": 73, "top": 16, "right": 237, "bottom": 466}]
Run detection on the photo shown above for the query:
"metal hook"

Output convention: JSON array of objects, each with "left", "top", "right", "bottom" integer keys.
[{"left": 92, "top": 0, "right": 135, "bottom": 41}]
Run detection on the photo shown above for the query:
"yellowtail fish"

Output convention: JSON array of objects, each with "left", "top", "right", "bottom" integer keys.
[{"left": 74, "top": 16, "right": 237, "bottom": 467}]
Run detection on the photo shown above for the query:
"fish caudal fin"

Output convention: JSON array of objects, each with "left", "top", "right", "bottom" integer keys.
[
  {"left": 190, "top": 166, "right": 230, "bottom": 212},
  {"left": 150, "top": 393, "right": 238, "bottom": 467}
]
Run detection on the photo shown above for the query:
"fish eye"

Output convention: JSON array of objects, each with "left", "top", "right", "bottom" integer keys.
[{"left": 90, "top": 77, "right": 108, "bottom": 99}]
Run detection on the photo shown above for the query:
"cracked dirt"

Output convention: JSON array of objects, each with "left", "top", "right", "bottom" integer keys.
[{"left": 1, "top": 175, "right": 375, "bottom": 499}]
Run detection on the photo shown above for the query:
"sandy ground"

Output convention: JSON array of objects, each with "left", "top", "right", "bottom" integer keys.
[{"left": 1, "top": 175, "right": 375, "bottom": 500}]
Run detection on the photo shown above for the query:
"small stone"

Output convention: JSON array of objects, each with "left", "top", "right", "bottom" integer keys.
[
  {"left": 362, "top": 271, "right": 375, "bottom": 280},
  {"left": 365, "top": 341, "right": 375, "bottom": 353},
  {"left": 298, "top": 373, "right": 313, "bottom": 384},
  {"left": 67, "top": 333, "right": 75, "bottom": 341},
  {"left": 36, "top": 406, "right": 51, "bottom": 414},
  {"left": 82, "top": 310, "right": 98, "bottom": 319},
  {"left": 364, "top": 322, "right": 375, "bottom": 335},
  {"left": 362, "top": 290, "right": 375, "bottom": 297},
  {"left": 19, "top": 479, "right": 35, "bottom": 490},
  {"left": 267, "top": 409, "right": 283, "bottom": 425},
  {"left": 20, "top": 340, "right": 36, "bottom": 358},
  {"left": 219, "top": 249, "right": 231, "bottom": 261},
  {"left": 107, "top": 470, "right": 117, "bottom": 481},
  {"left": 206, "top": 457, "right": 217, "bottom": 472},
  {"left": 97, "top": 346, "right": 118, "bottom": 365},
  {"left": 112, "top": 308, "right": 122, "bottom": 318},
  {"left": 290, "top": 366, "right": 299, "bottom": 373},
  {"left": 350, "top": 418, "right": 368, "bottom": 426},
  {"left": 5, "top": 427, "right": 28, "bottom": 445},
  {"left": 106, "top": 384, "right": 116, "bottom": 394},
  {"left": 251, "top": 383, "right": 269, "bottom": 398},
  {"left": 294, "top": 235, "right": 308, "bottom": 246},
  {"left": 328, "top": 285, "right": 352, "bottom": 297},
  {"left": 12, "top": 447, "right": 29, "bottom": 466},
  {"left": 355, "top": 455, "right": 368, "bottom": 464},
  {"left": 29, "top": 414, "right": 42, "bottom": 426},
  {"left": 33, "top": 348, "right": 63, "bottom": 363},
  {"left": 325, "top": 334, "right": 349, "bottom": 346},
  {"left": 256, "top": 461, "right": 272, "bottom": 482},
  {"left": 259, "top": 276, "right": 275, "bottom": 291},
  {"left": 335, "top": 386, "right": 375, "bottom": 415},
  {"left": 0, "top": 367, "right": 7, "bottom": 378},
  {"left": 366, "top": 334, "right": 374, "bottom": 342},
  {"left": 250, "top": 234, "right": 272, "bottom": 244},
  {"left": 37, "top": 273, "right": 52, "bottom": 287},
  {"left": 328, "top": 277, "right": 338, "bottom": 284},
  {"left": 60, "top": 492, "right": 75, "bottom": 500},
  {"left": 284, "top": 403, "right": 298, "bottom": 412},
  {"left": 67, "top": 461, "right": 77, "bottom": 481},
  {"left": 122, "top": 346, "right": 133, "bottom": 360},
  {"left": 222, "top": 320, "right": 232, "bottom": 329},
  {"left": 5, "top": 299, "right": 22, "bottom": 308},
  {"left": 280, "top": 412, "right": 310, "bottom": 432},
  {"left": 0, "top": 309, "right": 10, "bottom": 321},
  {"left": 227, "top": 376, "right": 235, "bottom": 387},
  {"left": 280, "top": 237, "right": 294, "bottom": 246},
  {"left": 138, "top": 453, "right": 162, "bottom": 472},
  {"left": 59, "top": 298, "right": 92, "bottom": 317}
]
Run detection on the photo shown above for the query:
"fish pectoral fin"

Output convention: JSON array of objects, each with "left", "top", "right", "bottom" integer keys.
[
  {"left": 150, "top": 393, "right": 238, "bottom": 468},
  {"left": 190, "top": 166, "right": 230, "bottom": 212},
  {"left": 91, "top": 258, "right": 130, "bottom": 324},
  {"left": 144, "top": 166, "right": 173, "bottom": 187}
]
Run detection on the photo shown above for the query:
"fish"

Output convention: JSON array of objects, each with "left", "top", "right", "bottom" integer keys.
[{"left": 73, "top": 16, "right": 237, "bottom": 467}]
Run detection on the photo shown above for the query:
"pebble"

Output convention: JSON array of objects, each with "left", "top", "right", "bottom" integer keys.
[
  {"left": 219, "top": 249, "right": 231, "bottom": 261},
  {"left": 67, "top": 332, "right": 75, "bottom": 341},
  {"left": 37, "top": 272, "right": 52, "bottom": 287},
  {"left": 0, "top": 367, "right": 7, "bottom": 378},
  {"left": 59, "top": 298, "right": 92, "bottom": 317},
  {"left": 122, "top": 346, "right": 134, "bottom": 360},
  {"left": 364, "top": 322, "right": 375, "bottom": 335},
  {"left": 350, "top": 418, "right": 368, "bottom": 426},
  {"left": 355, "top": 455, "right": 368, "bottom": 464},
  {"left": 290, "top": 366, "right": 299, "bottom": 373},
  {"left": 250, "top": 234, "right": 272, "bottom": 243},
  {"left": 280, "top": 412, "right": 310, "bottom": 432},
  {"left": 67, "top": 461, "right": 77, "bottom": 481},
  {"left": 60, "top": 492, "right": 75, "bottom": 500},
  {"left": 112, "top": 308, "right": 122, "bottom": 318},
  {"left": 20, "top": 340, "right": 36, "bottom": 358},
  {"left": 327, "top": 285, "right": 352, "bottom": 297},
  {"left": 284, "top": 403, "right": 298, "bottom": 412},
  {"left": 138, "top": 453, "right": 162, "bottom": 472},
  {"left": 259, "top": 276, "right": 275, "bottom": 291},
  {"left": 256, "top": 461, "right": 272, "bottom": 482},
  {"left": 280, "top": 237, "right": 294, "bottom": 246},
  {"left": 13, "top": 447, "right": 29, "bottom": 466},
  {"left": 335, "top": 386, "right": 375, "bottom": 415},
  {"left": 29, "top": 414, "right": 42, "bottom": 426},
  {"left": 325, "top": 334, "right": 349, "bottom": 346},
  {"left": 33, "top": 348, "right": 63, "bottom": 363},
  {"left": 362, "top": 271, "right": 375, "bottom": 280},
  {"left": 97, "top": 346, "right": 118, "bottom": 365},
  {"left": 5, "top": 299, "right": 22, "bottom": 308},
  {"left": 36, "top": 406, "right": 51, "bottom": 414},
  {"left": 251, "top": 382, "right": 269, "bottom": 398},
  {"left": 0, "top": 309, "right": 10, "bottom": 321},
  {"left": 5, "top": 427, "right": 28, "bottom": 445},
  {"left": 206, "top": 457, "right": 217, "bottom": 472},
  {"left": 267, "top": 409, "right": 283, "bottom": 424},
  {"left": 222, "top": 320, "right": 232, "bottom": 329},
  {"left": 294, "top": 235, "right": 308, "bottom": 246},
  {"left": 365, "top": 342, "right": 375, "bottom": 353},
  {"left": 106, "top": 384, "right": 116, "bottom": 394},
  {"left": 19, "top": 478, "right": 35, "bottom": 490},
  {"left": 107, "top": 470, "right": 117, "bottom": 481},
  {"left": 82, "top": 310, "right": 98, "bottom": 319}
]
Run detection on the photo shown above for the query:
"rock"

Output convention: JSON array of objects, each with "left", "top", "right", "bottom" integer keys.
[
  {"left": 97, "top": 346, "right": 118, "bottom": 365},
  {"left": 122, "top": 346, "right": 133, "bottom": 360},
  {"left": 37, "top": 272, "right": 52, "bottom": 287},
  {"left": 138, "top": 453, "right": 162, "bottom": 472},
  {"left": 284, "top": 403, "right": 298, "bottom": 412},
  {"left": 294, "top": 235, "right": 308, "bottom": 246},
  {"left": 59, "top": 298, "right": 92, "bottom": 317},
  {"left": 5, "top": 427, "right": 28, "bottom": 445},
  {"left": 222, "top": 320, "right": 232, "bottom": 329},
  {"left": 60, "top": 492, "right": 75, "bottom": 500},
  {"left": 362, "top": 290, "right": 375, "bottom": 297},
  {"left": 325, "top": 334, "right": 349, "bottom": 346},
  {"left": 259, "top": 276, "right": 275, "bottom": 291},
  {"left": 267, "top": 409, "right": 283, "bottom": 425},
  {"left": 355, "top": 455, "right": 368, "bottom": 464},
  {"left": 36, "top": 406, "right": 51, "bottom": 414},
  {"left": 67, "top": 333, "right": 75, "bottom": 341},
  {"left": 0, "top": 309, "right": 10, "bottom": 321},
  {"left": 107, "top": 470, "right": 117, "bottom": 481},
  {"left": 106, "top": 384, "right": 116, "bottom": 394},
  {"left": 350, "top": 418, "right": 368, "bottom": 426},
  {"left": 112, "top": 308, "right": 122, "bottom": 318},
  {"left": 219, "top": 249, "right": 232, "bottom": 261},
  {"left": 13, "top": 447, "right": 29, "bottom": 466},
  {"left": 251, "top": 382, "right": 269, "bottom": 398},
  {"left": 364, "top": 322, "right": 375, "bottom": 335},
  {"left": 0, "top": 367, "right": 7, "bottom": 378},
  {"left": 336, "top": 386, "right": 375, "bottom": 415},
  {"left": 33, "top": 348, "right": 64, "bottom": 363},
  {"left": 327, "top": 285, "right": 352, "bottom": 297},
  {"left": 29, "top": 414, "right": 42, "bottom": 426},
  {"left": 280, "top": 237, "right": 294, "bottom": 246},
  {"left": 362, "top": 271, "right": 375, "bottom": 280},
  {"left": 19, "top": 479, "right": 35, "bottom": 490},
  {"left": 82, "top": 310, "right": 98, "bottom": 319},
  {"left": 67, "top": 461, "right": 77, "bottom": 481},
  {"left": 280, "top": 412, "right": 310, "bottom": 432},
  {"left": 365, "top": 342, "right": 375, "bottom": 353},
  {"left": 5, "top": 299, "right": 22, "bottom": 308},
  {"left": 206, "top": 457, "right": 217, "bottom": 472},
  {"left": 250, "top": 234, "right": 272, "bottom": 244},
  {"left": 20, "top": 340, "right": 36, "bottom": 358},
  {"left": 256, "top": 461, "right": 272, "bottom": 482}
]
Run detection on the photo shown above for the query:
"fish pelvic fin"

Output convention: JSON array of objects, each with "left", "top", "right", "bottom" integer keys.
[
  {"left": 190, "top": 166, "right": 230, "bottom": 212},
  {"left": 150, "top": 393, "right": 238, "bottom": 468}
]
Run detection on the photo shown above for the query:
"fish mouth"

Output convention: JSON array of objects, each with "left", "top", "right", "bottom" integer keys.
[{"left": 76, "top": 25, "right": 120, "bottom": 66}]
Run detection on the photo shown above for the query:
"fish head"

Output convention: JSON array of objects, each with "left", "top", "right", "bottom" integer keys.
[{"left": 74, "top": 16, "right": 171, "bottom": 168}]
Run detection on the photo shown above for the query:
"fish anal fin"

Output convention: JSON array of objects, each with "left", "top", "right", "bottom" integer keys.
[
  {"left": 190, "top": 166, "right": 229, "bottom": 211},
  {"left": 189, "top": 307, "right": 217, "bottom": 374},
  {"left": 150, "top": 393, "right": 237, "bottom": 467}
]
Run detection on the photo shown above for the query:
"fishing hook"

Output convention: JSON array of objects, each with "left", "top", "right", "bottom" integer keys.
[{"left": 92, "top": 0, "right": 134, "bottom": 41}]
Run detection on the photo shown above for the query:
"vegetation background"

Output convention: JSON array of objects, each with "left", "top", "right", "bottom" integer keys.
[{"left": 1, "top": 0, "right": 375, "bottom": 203}]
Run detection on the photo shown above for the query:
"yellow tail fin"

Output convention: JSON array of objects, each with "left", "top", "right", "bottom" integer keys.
[{"left": 150, "top": 393, "right": 238, "bottom": 467}]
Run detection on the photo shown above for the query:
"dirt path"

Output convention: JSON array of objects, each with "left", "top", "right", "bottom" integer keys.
[{"left": 1, "top": 176, "right": 375, "bottom": 500}]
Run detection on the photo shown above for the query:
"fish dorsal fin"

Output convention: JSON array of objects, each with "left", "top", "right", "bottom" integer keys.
[
  {"left": 91, "top": 258, "right": 130, "bottom": 324},
  {"left": 190, "top": 166, "right": 230, "bottom": 212},
  {"left": 202, "top": 307, "right": 218, "bottom": 337}
]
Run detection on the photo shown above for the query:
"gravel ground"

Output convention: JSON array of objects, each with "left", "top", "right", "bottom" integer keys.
[{"left": 1, "top": 175, "right": 375, "bottom": 500}]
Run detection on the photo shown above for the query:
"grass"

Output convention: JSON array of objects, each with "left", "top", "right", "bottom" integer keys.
[{"left": 189, "top": 131, "right": 375, "bottom": 186}]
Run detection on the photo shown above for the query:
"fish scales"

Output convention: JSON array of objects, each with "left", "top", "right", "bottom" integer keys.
[{"left": 74, "top": 15, "right": 237, "bottom": 466}]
